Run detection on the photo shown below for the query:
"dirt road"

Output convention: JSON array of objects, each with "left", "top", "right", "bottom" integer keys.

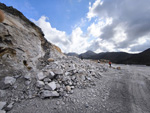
[{"left": 9, "top": 64, "right": 150, "bottom": 113}]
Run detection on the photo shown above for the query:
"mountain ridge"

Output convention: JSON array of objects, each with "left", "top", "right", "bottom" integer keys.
[{"left": 67, "top": 48, "right": 150, "bottom": 65}]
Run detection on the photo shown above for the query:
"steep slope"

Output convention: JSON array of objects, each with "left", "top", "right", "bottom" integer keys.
[
  {"left": 0, "top": 3, "right": 64, "bottom": 78},
  {"left": 120, "top": 48, "right": 150, "bottom": 65}
]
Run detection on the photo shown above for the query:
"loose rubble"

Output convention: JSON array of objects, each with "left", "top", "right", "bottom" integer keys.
[{"left": 0, "top": 56, "right": 107, "bottom": 112}]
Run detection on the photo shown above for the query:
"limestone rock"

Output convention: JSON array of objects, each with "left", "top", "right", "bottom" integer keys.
[
  {"left": 36, "top": 72, "right": 46, "bottom": 80},
  {"left": 4, "top": 76, "right": 16, "bottom": 86},
  {"left": 5, "top": 102, "right": 14, "bottom": 111},
  {"left": 0, "top": 101, "right": 6, "bottom": 110},
  {"left": 44, "top": 81, "right": 56, "bottom": 90},
  {"left": 49, "top": 71, "right": 55, "bottom": 78},
  {"left": 53, "top": 69, "right": 63, "bottom": 75},
  {"left": 0, "top": 90, "right": 6, "bottom": 98},
  {"left": 24, "top": 74, "right": 31, "bottom": 81},
  {"left": 36, "top": 81, "right": 45, "bottom": 88},
  {"left": 40, "top": 90, "right": 59, "bottom": 98},
  {"left": 0, "top": 110, "right": 6, "bottom": 113},
  {"left": 66, "top": 86, "right": 71, "bottom": 92}
]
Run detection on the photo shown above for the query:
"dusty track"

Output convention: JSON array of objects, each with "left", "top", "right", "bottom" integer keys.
[{"left": 9, "top": 64, "right": 150, "bottom": 113}]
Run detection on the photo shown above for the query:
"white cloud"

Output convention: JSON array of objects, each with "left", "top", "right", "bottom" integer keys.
[
  {"left": 69, "top": 27, "right": 90, "bottom": 53},
  {"left": 31, "top": 0, "right": 150, "bottom": 54},
  {"left": 86, "top": 0, "right": 150, "bottom": 53},
  {"left": 87, "top": 0, "right": 103, "bottom": 20},
  {"left": 32, "top": 16, "right": 70, "bottom": 53},
  {"left": 32, "top": 16, "right": 90, "bottom": 54},
  {"left": 87, "top": 17, "right": 112, "bottom": 37}
]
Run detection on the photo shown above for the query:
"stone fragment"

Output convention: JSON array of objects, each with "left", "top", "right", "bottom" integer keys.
[
  {"left": 66, "top": 86, "right": 71, "bottom": 92},
  {"left": 49, "top": 71, "right": 55, "bottom": 79},
  {"left": 71, "top": 76, "right": 76, "bottom": 81},
  {"left": 37, "top": 72, "right": 46, "bottom": 80},
  {"left": 56, "top": 83, "right": 61, "bottom": 89},
  {"left": 24, "top": 74, "right": 31, "bottom": 80},
  {"left": 47, "top": 58, "right": 54, "bottom": 62},
  {"left": 53, "top": 69, "right": 63, "bottom": 75},
  {"left": 40, "top": 90, "right": 59, "bottom": 98},
  {"left": 45, "top": 81, "right": 56, "bottom": 90},
  {"left": 70, "top": 90, "right": 74, "bottom": 94},
  {"left": 0, "top": 102, "right": 6, "bottom": 110},
  {"left": 0, "top": 110, "right": 6, "bottom": 113},
  {"left": 71, "top": 86, "right": 75, "bottom": 89},
  {"left": 43, "top": 78, "right": 51, "bottom": 82},
  {"left": 65, "top": 72, "right": 71, "bottom": 76},
  {"left": 25, "top": 80, "right": 31, "bottom": 85},
  {"left": 5, "top": 102, "right": 14, "bottom": 111},
  {"left": 0, "top": 90, "right": 6, "bottom": 98},
  {"left": 36, "top": 81, "right": 45, "bottom": 88},
  {"left": 4, "top": 77, "right": 16, "bottom": 86}
]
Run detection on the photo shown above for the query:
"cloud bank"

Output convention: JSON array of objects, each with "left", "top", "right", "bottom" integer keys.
[
  {"left": 87, "top": 0, "right": 150, "bottom": 53},
  {"left": 32, "top": 0, "right": 150, "bottom": 54}
]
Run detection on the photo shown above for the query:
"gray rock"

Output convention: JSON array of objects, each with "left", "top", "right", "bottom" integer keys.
[
  {"left": 0, "top": 110, "right": 6, "bottom": 113},
  {"left": 71, "top": 76, "right": 76, "bottom": 81},
  {"left": 43, "top": 78, "right": 51, "bottom": 82},
  {"left": 24, "top": 74, "right": 32, "bottom": 80},
  {"left": 25, "top": 80, "right": 31, "bottom": 85},
  {"left": 36, "top": 81, "right": 45, "bottom": 88},
  {"left": 71, "top": 86, "right": 75, "bottom": 89},
  {"left": 0, "top": 90, "right": 6, "bottom": 98},
  {"left": 0, "top": 101, "right": 6, "bottom": 110},
  {"left": 40, "top": 90, "right": 59, "bottom": 98},
  {"left": 56, "top": 83, "right": 61, "bottom": 89},
  {"left": 4, "top": 76, "right": 16, "bottom": 86},
  {"left": 5, "top": 102, "right": 14, "bottom": 111},
  {"left": 53, "top": 69, "right": 63, "bottom": 75},
  {"left": 44, "top": 81, "right": 56, "bottom": 90},
  {"left": 65, "top": 72, "right": 71, "bottom": 76},
  {"left": 49, "top": 71, "right": 55, "bottom": 79},
  {"left": 36, "top": 72, "right": 47, "bottom": 80},
  {"left": 66, "top": 86, "right": 71, "bottom": 92}
]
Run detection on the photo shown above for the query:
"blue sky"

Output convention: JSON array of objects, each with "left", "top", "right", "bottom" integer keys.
[
  {"left": 1, "top": 0, "right": 94, "bottom": 34},
  {"left": 1, "top": 0, "right": 150, "bottom": 54}
]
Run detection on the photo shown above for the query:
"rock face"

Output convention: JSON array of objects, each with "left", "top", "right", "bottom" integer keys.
[
  {"left": 0, "top": 3, "right": 64, "bottom": 79},
  {"left": 0, "top": 3, "right": 107, "bottom": 113},
  {"left": 0, "top": 9, "right": 4, "bottom": 22}
]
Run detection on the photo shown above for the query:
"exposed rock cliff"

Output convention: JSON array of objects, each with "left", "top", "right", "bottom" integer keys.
[
  {"left": 0, "top": 3, "right": 104, "bottom": 113},
  {"left": 0, "top": 3, "right": 64, "bottom": 78}
]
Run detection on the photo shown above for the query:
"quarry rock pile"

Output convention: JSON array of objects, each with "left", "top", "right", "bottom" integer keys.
[
  {"left": 0, "top": 56, "right": 107, "bottom": 112},
  {"left": 0, "top": 3, "right": 108, "bottom": 112}
]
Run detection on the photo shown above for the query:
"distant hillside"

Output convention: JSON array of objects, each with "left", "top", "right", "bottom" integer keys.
[
  {"left": 79, "top": 50, "right": 97, "bottom": 59},
  {"left": 66, "top": 52, "right": 79, "bottom": 57},
  {"left": 78, "top": 48, "right": 150, "bottom": 65},
  {"left": 120, "top": 48, "right": 150, "bottom": 65}
]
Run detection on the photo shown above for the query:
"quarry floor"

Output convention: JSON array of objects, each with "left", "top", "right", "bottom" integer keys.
[{"left": 9, "top": 64, "right": 150, "bottom": 113}]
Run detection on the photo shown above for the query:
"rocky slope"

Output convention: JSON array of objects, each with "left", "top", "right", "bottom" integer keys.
[
  {"left": 0, "top": 3, "right": 66, "bottom": 112},
  {"left": 0, "top": 3, "right": 64, "bottom": 77},
  {"left": 0, "top": 3, "right": 105, "bottom": 113}
]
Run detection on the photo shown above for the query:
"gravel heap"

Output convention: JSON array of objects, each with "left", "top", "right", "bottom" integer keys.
[{"left": 0, "top": 56, "right": 107, "bottom": 112}]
